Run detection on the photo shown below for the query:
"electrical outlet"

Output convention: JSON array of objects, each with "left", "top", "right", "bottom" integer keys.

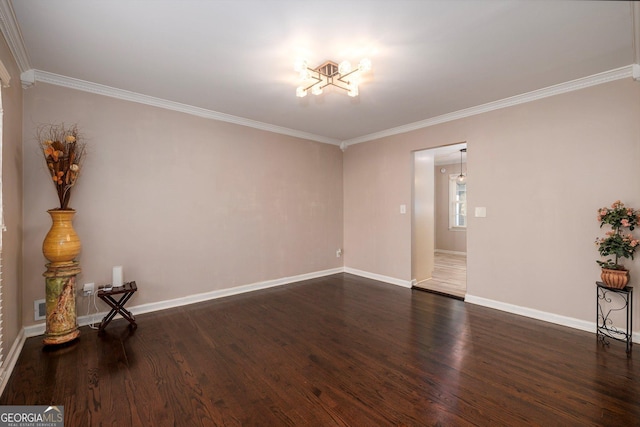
[
  {"left": 34, "top": 299, "right": 46, "bottom": 321},
  {"left": 83, "top": 282, "right": 95, "bottom": 296},
  {"left": 336, "top": 248, "right": 343, "bottom": 258}
]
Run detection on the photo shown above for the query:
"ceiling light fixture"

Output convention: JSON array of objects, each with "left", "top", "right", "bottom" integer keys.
[
  {"left": 294, "top": 58, "right": 371, "bottom": 98},
  {"left": 456, "top": 148, "right": 467, "bottom": 184}
]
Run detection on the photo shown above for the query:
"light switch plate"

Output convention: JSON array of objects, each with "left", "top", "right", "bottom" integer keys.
[{"left": 475, "top": 207, "right": 487, "bottom": 217}]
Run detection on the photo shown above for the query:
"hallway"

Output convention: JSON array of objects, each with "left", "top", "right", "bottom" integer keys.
[{"left": 414, "top": 252, "right": 466, "bottom": 299}]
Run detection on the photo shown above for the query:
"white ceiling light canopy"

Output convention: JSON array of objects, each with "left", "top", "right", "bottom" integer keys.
[{"left": 295, "top": 57, "right": 372, "bottom": 98}]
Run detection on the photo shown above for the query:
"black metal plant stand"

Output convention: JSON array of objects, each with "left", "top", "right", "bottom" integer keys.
[{"left": 596, "top": 281, "right": 633, "bottom": 353}]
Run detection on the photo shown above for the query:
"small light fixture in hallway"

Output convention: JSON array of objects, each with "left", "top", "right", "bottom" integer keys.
[{"left": 456, "top": 148, "right": 467, "bottom": 184}]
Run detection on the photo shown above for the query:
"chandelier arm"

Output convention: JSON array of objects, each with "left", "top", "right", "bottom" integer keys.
[
  {"left": 301, "top": 69, "right": 323, "bottom": 91},
  {"left": 330, "top": 79, "right": 352, "bottom": 91},
  {"left": 336, "top": 68, "right": 360, "bottom": 83}
]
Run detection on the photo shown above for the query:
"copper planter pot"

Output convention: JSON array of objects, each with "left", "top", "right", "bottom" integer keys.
[{"left": 600, "top": 268, "right": 629, "bottom": 289}]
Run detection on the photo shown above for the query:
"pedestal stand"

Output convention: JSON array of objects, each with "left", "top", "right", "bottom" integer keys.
[
  {"left": 43, "top": 262, "right": 81, "bottom": 345},
  {"left": 596, "top": 281, "right": 633, "bottom": 354}
]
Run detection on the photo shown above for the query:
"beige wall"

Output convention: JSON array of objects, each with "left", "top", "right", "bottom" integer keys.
[
  {"left": 344, "top": 78, "right": 640, "bottom": 329},
  {"left": 22, "top": 83, "right": 343, "bottom": 326},
  {"left": 412, "top": 151, "right": 434, "bottom": 283},
  {"left": 0, "top": 34, "right": 23, "bottom": 351},
  {"left": 435, "top": 161, "right": 467, "bottom": 253},
  {"left": 9, "top": 42, "right": 640, "bottom": 337}
]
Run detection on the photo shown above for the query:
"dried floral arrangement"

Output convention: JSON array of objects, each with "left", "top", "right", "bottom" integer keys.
[{"left": 37, "top": 123, "right": 86, "bottom": 210}]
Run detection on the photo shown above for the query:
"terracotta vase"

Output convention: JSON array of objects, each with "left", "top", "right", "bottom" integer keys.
[
  {"left": 42, "top": 209, "right": 81, "bottom": 265},
  {"left": 600, "top": 268, "right": 629, "bottom": 289}
]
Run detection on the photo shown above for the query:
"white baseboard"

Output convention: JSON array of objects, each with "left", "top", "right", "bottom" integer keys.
[
  {"left": 344, "top": 267, "right": 412, "bottom": 288},
  {"left": 23, "top": 266, "right": 345, "bottom": 339},
  {"left": 128, "top": 267, "right": 344, "bottom": 317},
  {"left": 435, "top": 249, "right": 467, "bottom": 256},
  {"left": 11, "top": 269, "right": 636, "bottom": 398},
  {"left": 465, "top": 294, "right": 640, "bottom": 343},
  {"left": 11, "top": 267, "right": 348, "bottom": 394},
  {"left": 0, "top": 328, "right": 27, "bottom": 396}
]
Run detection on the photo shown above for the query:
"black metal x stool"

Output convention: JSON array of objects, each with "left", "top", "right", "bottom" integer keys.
[{"left": 97, "top": 281, "right": 138, "bottom": 332}]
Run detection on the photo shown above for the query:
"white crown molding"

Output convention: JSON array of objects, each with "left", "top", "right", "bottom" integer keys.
[
  {"left": 20, "top": 68, "right": 34, "bottom": 88},
  {"left": 22, "top": 64, "right": 635, "bottom": 148},
  {"left": 0, "top": 58, "right": 10, "bottom": 87},
  {"left": 0, "top": 0, "right": 30, "bottom": 73},
  {"left": 26, "top": 69, "right": 342, "bottom": 146},
  {"left": 342, "top": 65, "right": 635, "bottom": 147}
]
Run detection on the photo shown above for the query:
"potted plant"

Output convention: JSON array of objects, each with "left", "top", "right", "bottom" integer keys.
[{"left": 595, "top": 200, "right": 640, "bottom": 288}]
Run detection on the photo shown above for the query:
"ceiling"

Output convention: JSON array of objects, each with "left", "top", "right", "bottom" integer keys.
[{"left": 6, "top": 1, "right": 638, "bottom": 148}]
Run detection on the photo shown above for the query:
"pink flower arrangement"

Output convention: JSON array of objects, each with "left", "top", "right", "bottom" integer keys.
[{"left": 595, "top": 200, "right": 639, "bottom": 270}]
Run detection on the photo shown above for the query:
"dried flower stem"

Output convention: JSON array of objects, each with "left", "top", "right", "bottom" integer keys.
[{"left": 37, "top": 123, "right": 86, "bottom": 210}]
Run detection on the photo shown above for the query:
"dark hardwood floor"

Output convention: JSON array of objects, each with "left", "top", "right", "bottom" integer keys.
[{"left": 2, "top": 273, "right": 638, "bottom": 426}]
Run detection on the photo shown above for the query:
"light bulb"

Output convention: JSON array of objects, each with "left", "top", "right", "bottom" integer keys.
[
  {"left": 338, "top": 60, "right": 352, "bottom": 75},
  {"left": 294, "top": 58, "right": 308, "bottom": 73},
  {"left": 348, "top": 85, "right": 359, "bottom": 97},
  {"left": 296, "top": 86, "right": 307, "bottom": 98},
  {"left": 358, "top": 58, "right": 372, "bottom": 72},
  {"left": 311, "top": 84, "right": 323, "bottom": 95},
  {"left": 456, "top": 174, "right": 466, "bottom": 184},
  {"left": 298, "top": 69, "right": 311, "bottom": 80}
]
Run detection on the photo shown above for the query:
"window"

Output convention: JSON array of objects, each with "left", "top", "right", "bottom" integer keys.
[{"left": 449, "top": 174, "right": 466, "bottom": 229}]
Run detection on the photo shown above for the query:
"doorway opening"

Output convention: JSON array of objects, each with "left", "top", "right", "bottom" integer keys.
[{"left": 411, "top": 143, "right": 467, "bottom": 299}]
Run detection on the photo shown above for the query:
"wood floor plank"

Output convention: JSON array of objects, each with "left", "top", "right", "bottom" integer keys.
[
  {"left": 2, "top": 273, "right": 639, "bottom": 426},
  {"left": 414, "top": 252, "right": 467, "bottom": 298}
]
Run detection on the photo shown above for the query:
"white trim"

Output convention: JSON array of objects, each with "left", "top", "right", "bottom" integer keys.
[
  {"left": 414, "top": 278, "right": 433, "bottom": 286},
  {"left": 632, "top": 1, "right": 640, "bottom": 68},
  {"left": 20, "top": 69, "right": 34, "bottom": 89},
  {"left": 465, "top": 294, "right": 640, "bottom": 344},
  {"left": 0, "top": 0, "right": 30, "bottom": 73},
  {"left": 16, "top": 64, "right": 636, "bottom": 148},
  {"left": 22, "top": 69, "right": 341, "bottom": 146},
  {"left": 0, "top": 327, "right": 26, "bottom": 396},
  {"left": 24, "top": 267, "right": 345, "bottom": 339},
  {"left": 435, "top": 249, "right": 467, "bottom": 256},
  {"left": 344, "top": 267, "right": 412, "bottom": 288},
  {"left": 0, "top": 60, "right": 9, "bottom": 87},
  {"left": 129, "top": 267, "right": 344, "bottom": 317},
  {"left": 342, "top": 65, "right": 635, "bottom": 147},
  {"left": 12, "top": 272, "right": 637, "bottom": 395}
]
